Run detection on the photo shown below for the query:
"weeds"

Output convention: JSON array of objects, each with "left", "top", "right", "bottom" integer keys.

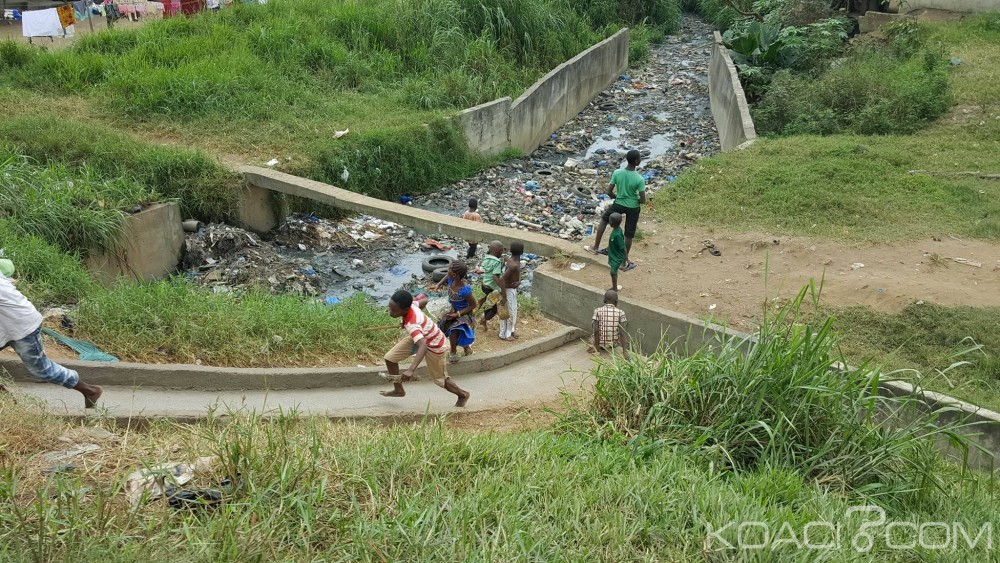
[
  {"left": 0, "top": 116, "right": 239, "bottom": 223},
  {"left": 0, "top": 222, "right": 96, "bottom": 306},
  {"left": 827, "top": 301, "right": 1000, "bottom": 412},
  {"left": 0, "top": 146, "right": 159, "bottom": 254},
  {"left": 560, "top": 285, "right": 985, "bottom": 498}
]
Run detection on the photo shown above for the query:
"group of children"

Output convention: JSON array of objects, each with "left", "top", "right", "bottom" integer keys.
[{"left": 377, "top": 230, "right": 528, "bottom": 407}]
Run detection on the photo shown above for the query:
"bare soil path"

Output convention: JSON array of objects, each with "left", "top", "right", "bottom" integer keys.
[{"left": 567, "top": 220, "right": 1000, "bottom": 330}]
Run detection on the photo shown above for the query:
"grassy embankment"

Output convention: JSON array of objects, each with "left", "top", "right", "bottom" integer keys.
[
  {"left": 1, "top": 293, "right": 997, "bottom": 560},
  {"left": 661, "top": 15, "right": 1000, "bottom": 408},
  {"left": 0, "top": 0, "right": 680, "bottom": 200}
]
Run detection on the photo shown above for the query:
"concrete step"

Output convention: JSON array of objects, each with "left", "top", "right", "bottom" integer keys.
[{"left": 14, "top": 342, "right": 593, "bottom": 422}]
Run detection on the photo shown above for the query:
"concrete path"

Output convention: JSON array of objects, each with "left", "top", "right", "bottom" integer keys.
[{"left": 16, "top": 343, "right": 593, "bottom": 421}]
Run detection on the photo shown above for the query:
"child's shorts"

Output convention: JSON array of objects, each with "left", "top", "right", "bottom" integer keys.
[{"left": 383, "top": 337, "right": 448, "bottom": 387}]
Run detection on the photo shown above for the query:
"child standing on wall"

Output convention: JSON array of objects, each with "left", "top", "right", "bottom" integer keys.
[
  {"left": 607, "top": 213, "right": 626, "bottom": 292},
  {"left": 462, "top": 198, "right": 483, "bottom": 260},
  {"left": 588, "top": 149, "right": 646, "bottom": 271},
  {"left": 499, "top": 241, "right": 523, "bottom": 341},
  {"left": 379, "top": 290, "right": 471, "bottom": 407}
]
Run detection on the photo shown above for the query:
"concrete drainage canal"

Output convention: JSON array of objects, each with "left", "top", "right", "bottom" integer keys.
[{"left": 181, "top": 214, "right": 545, "bottom": 306}]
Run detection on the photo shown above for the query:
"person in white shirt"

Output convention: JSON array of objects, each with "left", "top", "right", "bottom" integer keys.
[{"left": 0, "top": 268, "right": 103, "bottom": 408}]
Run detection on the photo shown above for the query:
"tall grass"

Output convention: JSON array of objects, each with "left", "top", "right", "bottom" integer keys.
[
  {"left": 303, "top": 119, "right": 491, "bottom": 200},
  {"left": 754, "top": 44, "right": 952, "bottom": 136},
  {"left": 0, "top": 406, "right": 996, "bottom": 560},
  {"left": 0, "top": 116, "right": 239, "bottom": 223},
  {"left": 0, "top": 146, "right": 158, "bottom": 254},
  {"left": 0, "top": 222, "right": 96, "bottom": 306},
  {"left": 72, "top": 278, "right": 399, "bottom": 366},
  {"left": 827, "top": 302, "right": 1000, "bottom": 413},
  {"left": 560, "top": 285, "right": 985, "bottom": 498}
]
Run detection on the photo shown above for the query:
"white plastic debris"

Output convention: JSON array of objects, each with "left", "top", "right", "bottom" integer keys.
[
  {"left": 334, "top": 128, "right": 350, "bottom": 139},
  {"left": 341, "top": 167, "right": 350, "bottom": 184},
  {"left": 570, "top": 263, "right": 586, "bottom": 271},
  {"left": 265, "top": 158, "right": 280, "bottom": 167},
  {"left": 352, "top": 259, "right": 364, "bottom": 268},
  {"left": 851, "top": 263, "right": 865, "bottom": 270},
  {"left": 124, "top": 457, "right": 217, "bottom": 507}
]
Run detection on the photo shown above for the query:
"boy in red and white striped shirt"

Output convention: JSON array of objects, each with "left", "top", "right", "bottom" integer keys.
[{"left": 380, "top": 290, "right": 471, "bottom": 407}]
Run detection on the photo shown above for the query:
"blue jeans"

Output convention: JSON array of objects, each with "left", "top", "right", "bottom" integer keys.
[{"left": 8, "top": 328, "right": 79, "bottom": 389}]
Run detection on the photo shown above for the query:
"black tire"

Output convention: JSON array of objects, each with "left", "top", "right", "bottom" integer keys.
[
  {"left": 422, "top": 254, "right": 453, "bottom": 273},
  {"left": 431, "top": 267, "right": 449, "bottom": 283},
  {"left": 572, "top": 185, "right": 594, "bottom": 198}
]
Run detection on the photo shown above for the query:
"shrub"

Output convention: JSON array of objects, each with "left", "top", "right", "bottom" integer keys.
[
  {"left": 753, "top": 44, "right": 950, "bottom": 136},
  {"left": 572, "top": 0, "right": 682, "bottom": 33}
]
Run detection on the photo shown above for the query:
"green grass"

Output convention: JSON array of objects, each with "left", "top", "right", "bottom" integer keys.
[
  {"left": 0, "top": 222, "right": 97, "bottom": 306},
  {"left": 662, "top": 15, "right": 1000, "bottom": 243},
  {"left": 0, "top": 145, "right": 159, "bottom": 254},
  {"left": 0, "top": 0, "right": 680, "bottom": 203},
  {"left": 0, "top": 115, "right": 240, "bottom": 224},
  {"left": 560, "top": 286, "right": 987, "bottom": 497},
  {"left": 662, "top": 126, "right": 1000, "bottom": 242},
  {"left": 1, "top": 358, "right": 997, "bottom": 559},
  {"left": 824, "top": 302, "right": 1000, "bottom": 413},
  {"left": 72, "top": 278, "right": 399, "bottom": 367}
]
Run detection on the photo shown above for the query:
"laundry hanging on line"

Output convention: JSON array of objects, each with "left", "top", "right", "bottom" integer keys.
[{"left": 21, "top": 8, "right": 64, "bottom": 38}]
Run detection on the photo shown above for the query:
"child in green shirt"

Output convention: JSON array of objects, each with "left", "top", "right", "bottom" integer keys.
[{"left": 607, "top": 213, "right": 626, "bottom": 291}]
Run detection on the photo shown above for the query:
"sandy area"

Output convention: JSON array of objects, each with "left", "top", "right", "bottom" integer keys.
[{"left": 562, "top": 216, "right": 1000, "bottom": 331}]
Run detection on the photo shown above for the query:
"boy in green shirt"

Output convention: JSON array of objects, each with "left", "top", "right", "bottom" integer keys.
[
  {"left": 607, "top": 213, "right": 626, "bottom": 292},
  {"left": 478, "top": 241, "right": 505, "bottom": 330},
  {"left": 588, "top": 149, "right": 646, "bottom": 272}
]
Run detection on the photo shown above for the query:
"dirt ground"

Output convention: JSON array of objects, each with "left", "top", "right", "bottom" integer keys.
[
  {"left": 563, "top": 217, "right": 1000, "bottom": 331},
  {"left": 0, "top": 314, "right": 567, "bottom": 367},
  {"left": 0, "top": 15, "right": 150, "bottom": 49}
]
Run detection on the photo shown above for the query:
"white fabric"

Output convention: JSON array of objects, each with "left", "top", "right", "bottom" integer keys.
[
  {"left": 0, "top": 275, "right": 43, "bottom": 346},
  {"left": 500, "top": 288, "right": 518, "bottom": 339},
  {"left": 21, "top": 8, "right": 63, "bottom": 38}
]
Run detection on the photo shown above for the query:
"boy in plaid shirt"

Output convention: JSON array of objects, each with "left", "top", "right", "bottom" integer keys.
[{"left": 590, "top": 290, "right": 628, "bottom": 358}]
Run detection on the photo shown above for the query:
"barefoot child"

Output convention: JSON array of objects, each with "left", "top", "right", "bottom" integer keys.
[
  {"left": 0, "top": 269, "right": 103, "bottom": 408},
  {"left": 478, "top": 241, "right": 504, "bottom": 331},
  {"left": 380, "top": 290, "right": 471, "bottom": 407},
  {"left": 607, "top": 213, "right": 626, "bottom": 292},
  {"left": 499, "top": 241, "right": 523, "bottom": 341},
  {"left": 588, "top": 149, "right": 646, "bottom": 271},
  {"left": 590, "top": 290, "right": 628, "bottom": 358},
  {"left": 431, "top": 260, "right": 478, "bottom": 363},
  {"left": 462, "top": 198, "right": 483, "bottom": 260}
]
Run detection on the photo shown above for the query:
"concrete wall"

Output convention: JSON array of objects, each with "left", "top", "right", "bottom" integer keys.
[
  {"left": 238, "top": 183, "right": 279, "bottom": 234},
  {"left": 534, "top": 267, "right": 750, "bottom": 356},
  {"left": 86, "top": 203, "right": 184, "bottom": 285},
  {"left": 507, "top": 29, "right": 629, "bottom": 154},
  {"left": 708, "top": 32, "right": 758, "bottom": 152},
  {"left": 239, "top": 165, "right": 606, "bottom": 267},
  {"left": 456, "top": 29, "right": 629, "bottom": 156},
  {"left": 903, "top": 0, "right": 1000, "bottom": 12},
  {"left": 458, "top": 97, "right": 513, "bottom": 156}
]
